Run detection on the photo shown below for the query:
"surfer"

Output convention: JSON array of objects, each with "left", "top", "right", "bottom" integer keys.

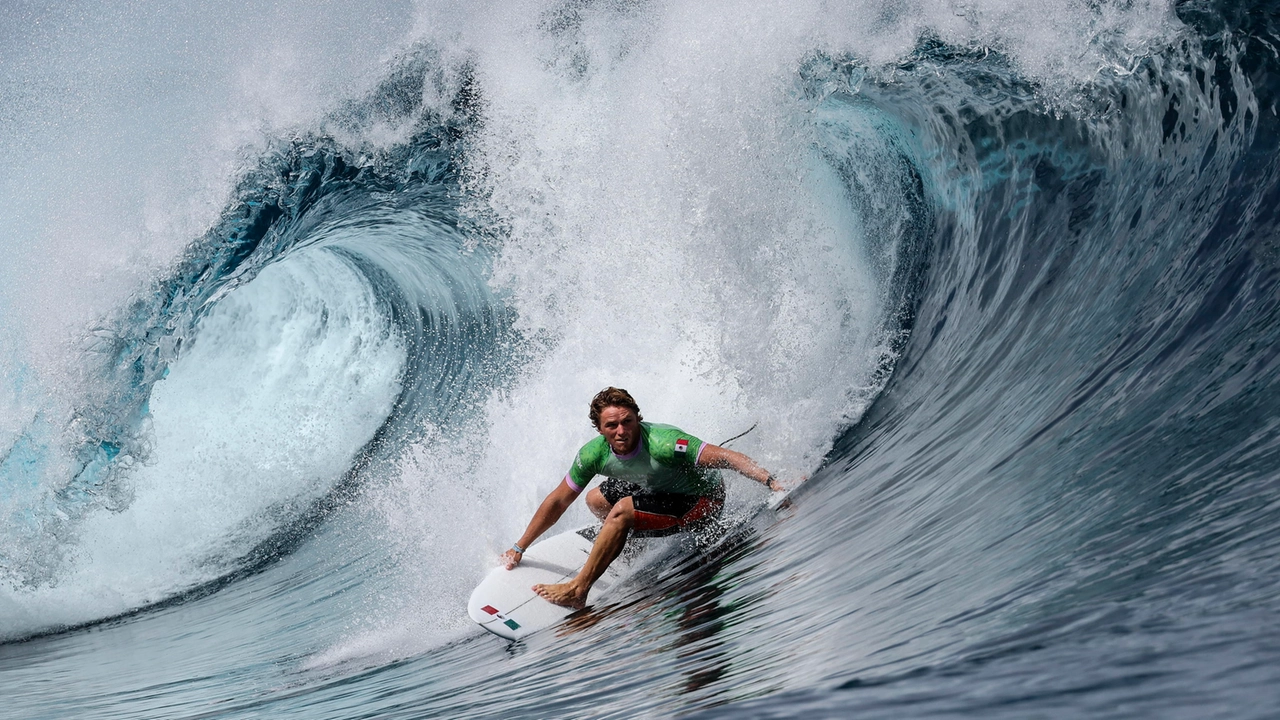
[{"left": 502, "top": 387, "right": 781, "bottom": 609}]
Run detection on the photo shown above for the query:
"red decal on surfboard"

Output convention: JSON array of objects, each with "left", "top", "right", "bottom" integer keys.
[{"left": 482, "top": 605, "right": 499, "bottom": 615}]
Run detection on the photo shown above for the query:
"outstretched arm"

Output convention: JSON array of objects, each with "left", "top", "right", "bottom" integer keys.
[
  {"left": 697, "top": 444, "right": 780, "bottom": 491},
  {"left": 502, "top": 479, "right": 581, "bottom": 569}
]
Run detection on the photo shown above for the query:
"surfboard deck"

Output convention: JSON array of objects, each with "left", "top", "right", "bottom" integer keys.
[
  {"left": 470, "top": 488, "right": 793, "bottom": 641},
  {"left": 468, "top": 525, "right": 635, "bottom": 640}
]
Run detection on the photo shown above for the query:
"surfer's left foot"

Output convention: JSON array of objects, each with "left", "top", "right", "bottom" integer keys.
[{"left": 533, "top": 581, "right": 588, "bottom": 609}]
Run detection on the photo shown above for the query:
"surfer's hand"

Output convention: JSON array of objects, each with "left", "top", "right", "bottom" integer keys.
[
  {"left": 772, "top": 475, "right": 807, "bottom": 492},
  {"left": 501, "top": 548, "right": 523, "bottom": 570}
]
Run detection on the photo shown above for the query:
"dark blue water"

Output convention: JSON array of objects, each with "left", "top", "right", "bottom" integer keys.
[{"left": 3, "top": 0, "right": 1280, "bottom": 717}]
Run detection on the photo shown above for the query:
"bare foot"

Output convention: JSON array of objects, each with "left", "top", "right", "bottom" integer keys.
[{"left": 533, "top": 581, "right": 588, "bottom": 609}]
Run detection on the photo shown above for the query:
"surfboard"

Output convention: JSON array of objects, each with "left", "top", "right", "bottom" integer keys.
[
  {"left": 469, "top": 484, "right": 791, "bottom": 641},
  {"left": 468, "top": 525, "right": 635, "bottom": 640}
]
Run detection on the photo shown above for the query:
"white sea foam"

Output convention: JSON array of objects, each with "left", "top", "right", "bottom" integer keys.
[{"left": 358, "top": 0, "right": 1182, "bottom": 648}]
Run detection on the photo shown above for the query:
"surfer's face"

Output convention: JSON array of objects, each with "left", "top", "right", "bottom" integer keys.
[{"left": 597, "top": 406, "right": 640, "bottom": 455}]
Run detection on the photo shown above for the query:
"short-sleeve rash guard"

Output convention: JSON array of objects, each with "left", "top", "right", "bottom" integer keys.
[{"left": 565, "top": 422, "right": 719, "bottom": 496}]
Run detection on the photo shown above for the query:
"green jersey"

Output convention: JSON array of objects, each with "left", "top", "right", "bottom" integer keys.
[{"left": 565, "top": 422, "right": 720, "bottom": 496}]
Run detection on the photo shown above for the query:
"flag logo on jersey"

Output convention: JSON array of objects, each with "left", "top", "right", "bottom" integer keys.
[{"left": 675, "top": 438, "right": 689, "bottom": 453}]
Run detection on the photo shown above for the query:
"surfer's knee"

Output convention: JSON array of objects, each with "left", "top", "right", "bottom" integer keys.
[
  {"left": 605, "top": 496, "right": 635, "bottom": 529},
  {"left": 585, "top": 488, "right": 611, "bottom": 520}
]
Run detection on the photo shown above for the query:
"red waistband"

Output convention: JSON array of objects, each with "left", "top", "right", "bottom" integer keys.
[{"left": 632, "top": 494, "right": 723, "bottom": 532}]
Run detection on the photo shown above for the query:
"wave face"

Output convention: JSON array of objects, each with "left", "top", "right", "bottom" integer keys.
[{"left": 5, "top": 0, "right": 1280, "bottom": 717}]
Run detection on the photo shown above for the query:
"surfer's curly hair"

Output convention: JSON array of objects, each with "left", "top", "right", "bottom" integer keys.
[{"left": 589, "top": 387, "right": 643, "bottom": 429}]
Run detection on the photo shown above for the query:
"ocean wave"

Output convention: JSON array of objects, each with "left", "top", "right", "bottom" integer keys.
[{"left": 4, "top": 1, "right": 1280, "bottom": 717}]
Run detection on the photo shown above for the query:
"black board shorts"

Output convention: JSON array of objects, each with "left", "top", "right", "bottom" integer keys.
[{"left": 600, "top": 477, "right": 725, "bottom": 536}]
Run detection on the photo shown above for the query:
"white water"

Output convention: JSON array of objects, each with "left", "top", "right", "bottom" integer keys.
[
  {"left": 422, "top": 0, "right": 1179, "bottom": 506},
  {"left": 344, "top": 0, "right": 1181, "bottom": 661}
]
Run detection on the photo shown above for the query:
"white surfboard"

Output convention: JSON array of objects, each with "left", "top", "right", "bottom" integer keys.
[
  {"left": 468, "top": 525, "right": 637, "bottom": 640},
  {"left": 469, "top": 484, "right": 791, "bottom": 640}
]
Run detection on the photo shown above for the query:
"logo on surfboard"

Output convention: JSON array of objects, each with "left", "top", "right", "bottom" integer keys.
[{"left": 480, "top": 604, "right": 521, "bottom": 631}]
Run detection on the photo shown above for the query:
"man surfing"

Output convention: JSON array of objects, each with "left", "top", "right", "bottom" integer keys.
[{"left": 501, "top": 387, "right": 782, "bottom": 609}]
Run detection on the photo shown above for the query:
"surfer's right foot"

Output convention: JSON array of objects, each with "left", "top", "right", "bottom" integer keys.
[{"left": 533, "top": 581, "right": 588, "bottom": 609}]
